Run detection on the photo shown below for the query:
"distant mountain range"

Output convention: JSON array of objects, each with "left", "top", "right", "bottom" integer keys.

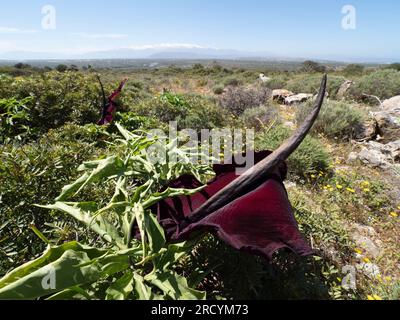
[
  {"left": 0, "top": 45, "right": 301, "bottom": 61},
  {"left": 0, "top": 45, "right": 397, "bottom": 64}
]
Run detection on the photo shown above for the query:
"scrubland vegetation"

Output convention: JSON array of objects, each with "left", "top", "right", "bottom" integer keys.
[{"left": 0, "top": 60, "right": 399, "bottom": 300}]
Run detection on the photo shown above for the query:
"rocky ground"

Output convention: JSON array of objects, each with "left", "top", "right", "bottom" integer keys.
[{"left": 274, "top": 82, "right": 400, "bottom": 299}]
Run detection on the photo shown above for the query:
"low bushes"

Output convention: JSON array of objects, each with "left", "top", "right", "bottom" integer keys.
[
  {"left": 295, "top": 100, "right": 366, "bottom": 140},
  {"left": 2, "top": 72, "right": 105, "bottom": 133},
  {"left": 239, "top": 104, "right": 281, "bottom": 131},
  {"left": 347, "top": 69, "right": 400, "bottom": 101},
  {"left": 219, "top": 86, "right": 272, "bottom": 116},
  {"left": 255, "top": 125, "right": 330, "bottom": 178},
  {"left": 0, "top": 124, "right": 110, "bottom": 275},
  {"left": 286, "top": 75, "right": 345, "bottom": 98},
  {"left": 133, "top": 92, "right": 228, "bottom": 130}
]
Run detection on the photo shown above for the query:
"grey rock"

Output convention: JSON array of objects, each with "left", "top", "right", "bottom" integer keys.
[
  {"left": 284, "top": 93, "right": 313, "bottom": 105},
  {"left": 351, "top": 233, "right": 382, "bottom": 259},
  {"left": 371, "top": 96, "right": 400, "bottom": 140},
  {"left": 347, "top": 152, "right": 359, "bottom": 163},
  {"left": 357, "top": 147, "right": 391, "bottom": 169},
  {"left": 382, "top": 96, "right": 400, "bottom": 112},
  {"left": 353, "top": 223, "right": 377, "bottom": 237},
  {"left": 272, "top": 89, "right": 294, "bottom": 103},
  {"left": 337, "top": 80, "right": 354, "bottom": 99},
  {"left": 356, "top": 263, "right": 381, "bottom": 279},
  {"left": 342, "top": 265, "right": 357, "bottom": 290},
  {"left": 259, "top": 73, "right": 271, "bottom": 83},
  {"left": 354, "top": 119, "right": 378, "bottom": 141}
]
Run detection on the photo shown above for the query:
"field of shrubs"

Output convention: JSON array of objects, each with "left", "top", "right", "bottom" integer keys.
[{"left": 0, "top": 60, "right": 399, "bottom": 300}]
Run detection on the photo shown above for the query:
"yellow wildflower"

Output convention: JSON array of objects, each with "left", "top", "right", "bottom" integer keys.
[
  {"left": 363, "top": 188, "right": 370, "bottom": 193},
  {"left": 390, "top": 212, "right": 398, "bottom": 218},
  {"left": 363, "top": 257, "right": 371, "bottom": 263},
  {"left": 311, "top": 174, "right": 316, "bottom": 179},
  {"left": 384, "top": 276, "right": 392, "bottom": 282},
  {"left": 373, "top": 295, "right": 383, "bottom": 301},
  {"left": 355, "top": 248, "right": 363, "bottom": 255},
  {"left": 346, "top": 188, "right": 356, "bottom": 193},
  {"left": 336, "top": 184, "right": 343, "bottom": 190},
  {"left": 367, "top": 295, "right": 374, "bottom": 300}
]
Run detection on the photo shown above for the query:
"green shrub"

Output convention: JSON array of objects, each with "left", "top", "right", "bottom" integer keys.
[
  {"left": 0, "top": 97, "right": 33, "bottom": 142},
  {"left": 0, "top": 124, "right": 109, "bottom": 275},
  {"left": 347, "top": 69, "right": 400, "bottom": 101},
  {"left": 295, "top": 100, "right": 366, "bottom": 139},
  {"left": 383, "top": 63, "right": 400, "bottom": 71},
  {"left": 255, "top": 125, "right": 330, "bottom": 177},
  {"left": 213, "top": 85, "right": 224, "bottom": 95},
  {"left": 114, "top": 112, "right": 163, "bottom": 132},
  {"left": 0, "top": 126, "right": 212, "bottom": 299},
  {"left": 301, "top": 61, "right": 326, "bottom": 73},
  {"left": 287, "top": 75, "right": 345, "bottom": 98},
  {"left": 239, "top": 104, "right": 281, "bottom": 131},
  {"left": 0, "top": 74, "right": 14, "bottom": 98},
  {"left": 6, "top": 71, "right": 109, "bottom": 133},
  {"left": 219, "top": 86, "right": 272, "bottom": 116},
  {"left": 223, "top": 77, "right": 242, "bottom": 87},
  {"left": 133, "top": 92, "right": 227, "bottom": 130},
  {"left": 342, "top": 64, "right": 364, "bottom": 76},
  {"left": 263, "top": 77, "right": 288, "bottom": 90}
]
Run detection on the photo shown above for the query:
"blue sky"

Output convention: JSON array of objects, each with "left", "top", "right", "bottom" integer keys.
[{"left": 0, "top": 0, "right": 399, "bottom": 61}]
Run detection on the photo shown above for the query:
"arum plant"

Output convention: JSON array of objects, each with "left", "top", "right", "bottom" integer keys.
[{"left": 0, "top": 124, "right": 214, "bottom": 300}]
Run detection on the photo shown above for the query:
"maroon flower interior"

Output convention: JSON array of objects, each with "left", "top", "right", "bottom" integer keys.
[{"left": 151, "top": 151, "right": 312, "bottom": 260}]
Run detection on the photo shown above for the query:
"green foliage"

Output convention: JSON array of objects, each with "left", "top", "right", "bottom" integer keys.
[
  {"left": 287, "top": 75, "right": 345, "bottom": 98},
  {"left": 263, "top": 77, "right": 288, "bottom": 90},
  {"left": 0, "top": 125, "right": 213, "bottom": 300},
  {"left": 223, "top": 77, "right": 242, "bottom": 87},
  {"left": 0, "top": 97, "right": 33, "bottom": 142},
  {"left": 6, "top": 71, "right": 106, "bottom": 133},
  {"left": 219, "top": 86, "right": 272, "bottom": 116},
  {"left": 295, "top": 100, "right": 366, "bottom": 139},
  {"left": 56, "top": 64, "right": 68, "bottom": 73},
  {"left": 239, "top": 104, "right": 281, "bottom": 131},
  {"left": 0, "top": 74, "right": 14, "bottom": 97},
  {"left": 342, "top": 64, "right": 365, "bottom": 76},
  {"left": 255, "top": 125, "right": 330, "bottom": 177},
  {"left": 213, "top": 85, "right": 224, "bottom": 95},
  {"left": 114, "top": 112, "right": 163, "bottom": 132},
  {"left": 347, "top": 69, "right": 400, "bottom": 101},
  {"left": 301, "top": 61, "right": 326, "bottom": 73},
  {"left": 0, "top": 124, "right": 109, "bottom": 276},
  {"left": 133, "top": 92, "right": 227, "bottom": 130},
  {"left": 383, "top": 63, "right": 400, "bottom": 71}
]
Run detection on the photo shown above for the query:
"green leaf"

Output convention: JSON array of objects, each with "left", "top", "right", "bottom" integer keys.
[
  {"left": 116, "top": 123, "right": 140, "bottom": 141},
  {"left": 145, "top": 271, "right": 206, "bottom": 300},
  {"left": 0, "top": 242, "right": 136, "bottom": 300},
  {"left": 142, "top": 186, "right": 205, "bottom": 209},
  {"left": 46, "top": 286, "right": 92, "bottom": 300},
  {"left": 144, "top": 212, "right": 166, "bottom": 254},
  {"left": 105, "top": 272, "right": 134, "bottom": 300},
  {"left": 134, "top": 203, "right": 146, "bottom": 259},
  {"left": 55, "top": 173, "right": 90, "bottom": 201},
  {"left": 75, "top": 156, "right": 125, "bottom": 196},
  {"left": 133, "top": 272, "right": 153, "bottom": 300},
  {"left": 36, "top": 202, "right": 125, "bottom": 248}
]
